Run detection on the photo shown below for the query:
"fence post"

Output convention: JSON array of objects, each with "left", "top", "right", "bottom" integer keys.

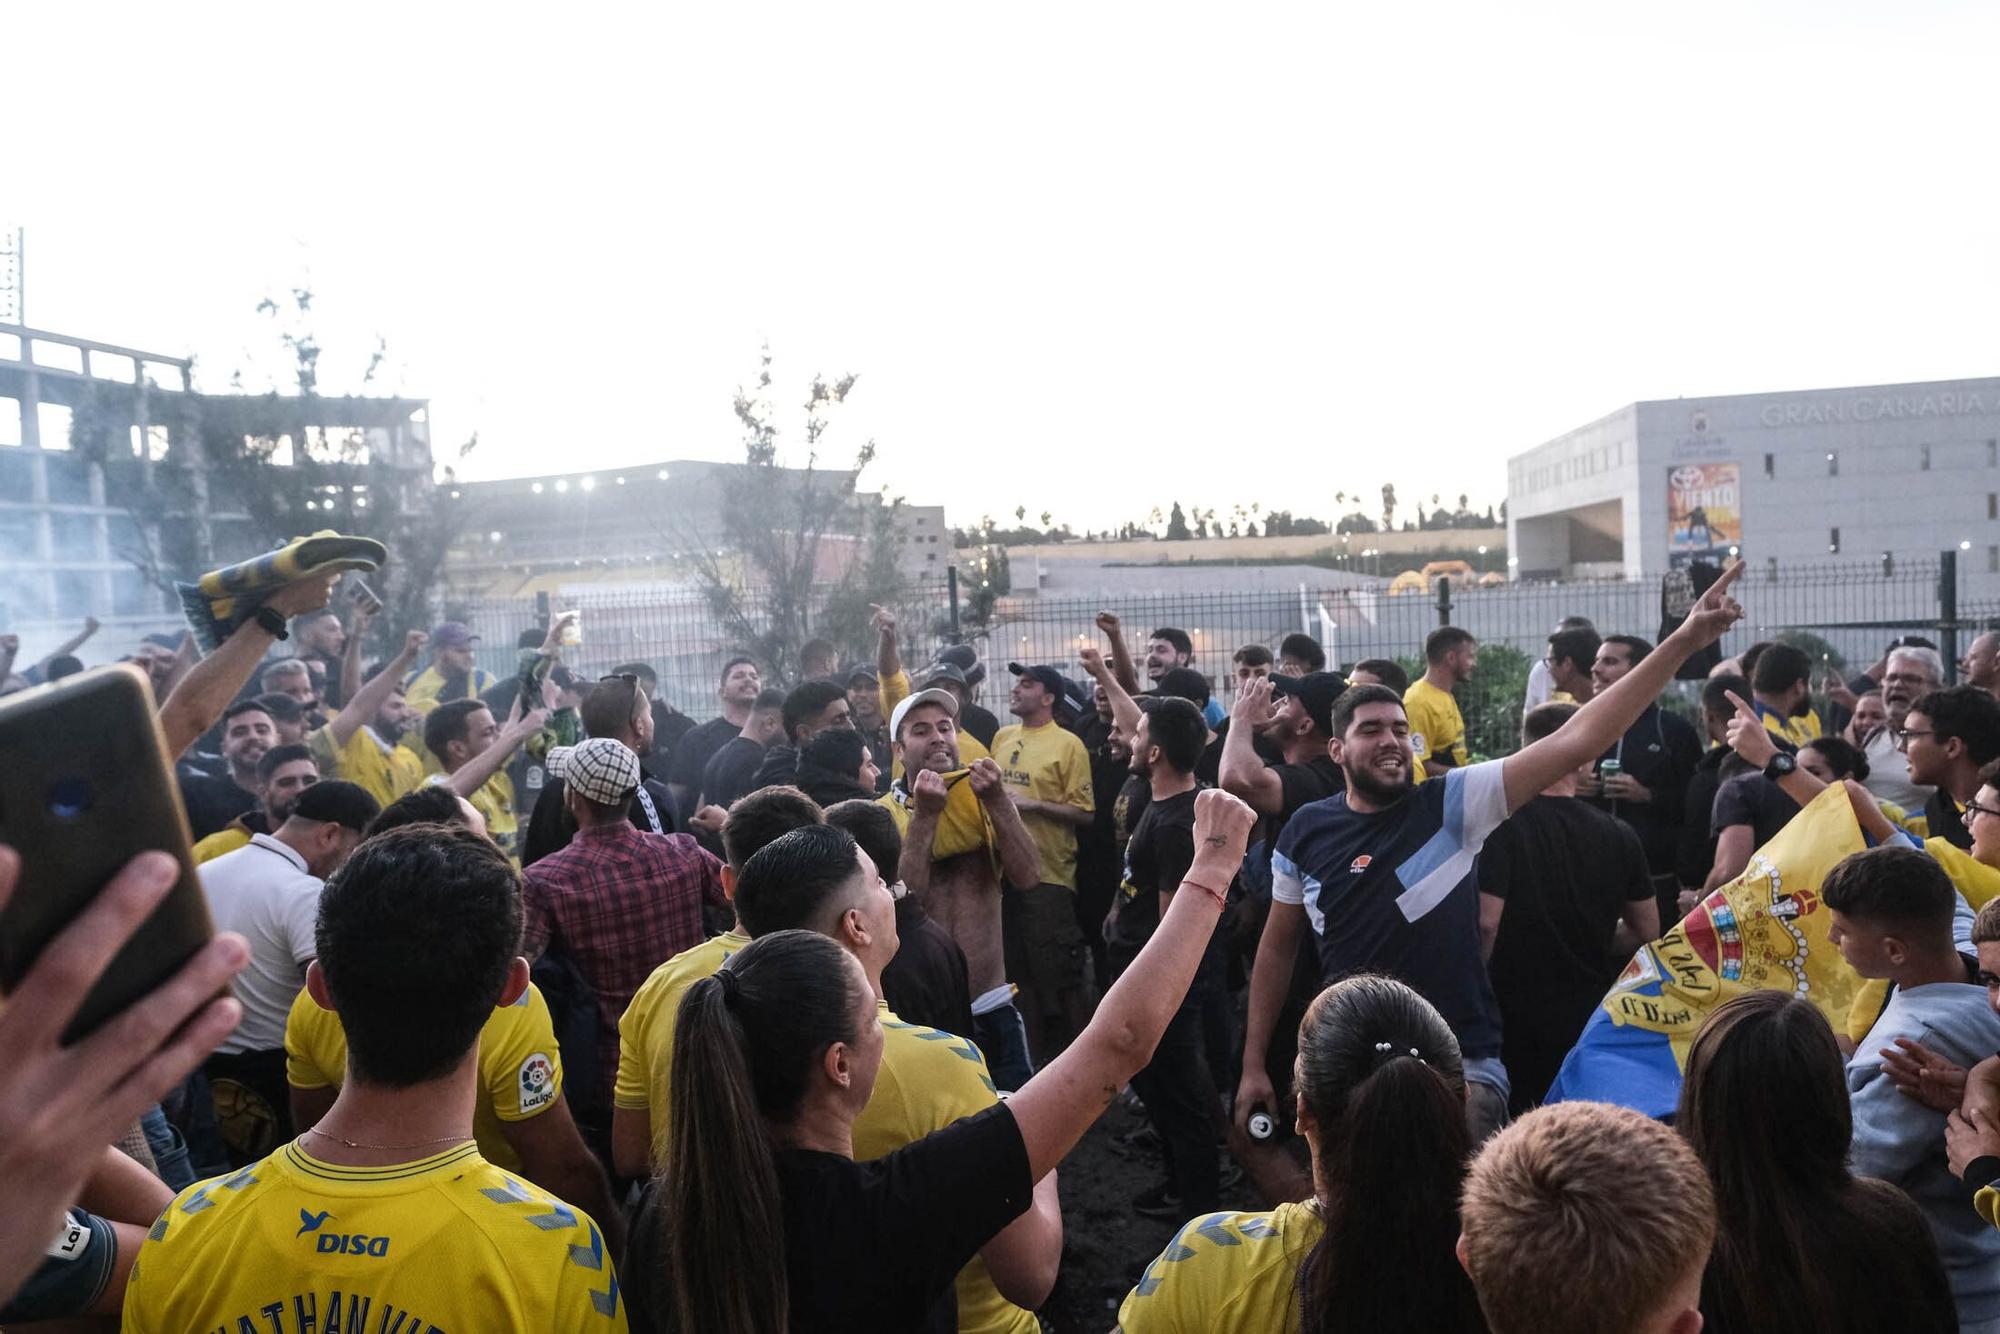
[
  {"left": 947, "top": 565, "right": 962, "bottom": 642},
  {"left": 1436, "top": 575, "right": 1454, "bottom": 628},
  {"left": 1941, "top": 549, "right": 1960, "bottom": 684},
  {"left": 534, "top": 589, "right": 551, "bottom": 634}
]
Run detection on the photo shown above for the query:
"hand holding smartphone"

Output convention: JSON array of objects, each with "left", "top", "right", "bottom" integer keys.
[{"left": 0, "top": 665, "right": 222, "bottom": 1042}]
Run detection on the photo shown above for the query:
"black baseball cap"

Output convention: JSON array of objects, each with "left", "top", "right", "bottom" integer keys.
[
  {"left": 1008, "top": 662, "right": 1068, "bottom": 698},
  {"left": 1269, "top": 671, "right": 1349, "bottom": 737}
]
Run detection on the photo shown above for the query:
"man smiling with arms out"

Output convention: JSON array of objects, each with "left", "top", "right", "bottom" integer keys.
[{"left": 1237, "top": 563, "right": 1749, "bottom": 1141}]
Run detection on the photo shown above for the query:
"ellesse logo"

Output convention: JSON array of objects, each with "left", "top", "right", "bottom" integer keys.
[{"left": 1349, "top": 855, "right": 1372, "bottom": 874}]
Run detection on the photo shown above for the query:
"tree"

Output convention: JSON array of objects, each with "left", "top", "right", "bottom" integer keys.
[
  {"left": 1381, "top": 483, "right": 1398, "bottom": 531},
  {"left": 683, "top": 344, "right": 905, "bottom": 685},
  {"left": 1166, "top": 501, "right": 1192, "bottom": 541},
  {"left": 1336, "top": 511, "right": 1377, "bottom": 534},
  {"left": 75, "top": 288, "right": 467, "bottom": 644}
]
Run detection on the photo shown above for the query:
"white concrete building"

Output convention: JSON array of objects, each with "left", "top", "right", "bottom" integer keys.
[{"left": 1506, "top": 376, "right": 2000, "bottom": 587}]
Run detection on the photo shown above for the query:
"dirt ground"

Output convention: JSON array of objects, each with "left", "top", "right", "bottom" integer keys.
[{"left": 1038, "top": 1092, "right": 1273, "bottom": 1334}]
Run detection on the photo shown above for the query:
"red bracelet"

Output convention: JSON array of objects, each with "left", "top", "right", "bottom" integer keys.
[{"left": 1180, "top": 878, "right": 1228, "bottom": 910}]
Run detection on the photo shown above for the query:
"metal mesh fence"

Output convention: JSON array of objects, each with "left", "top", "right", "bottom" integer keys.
[{"left": 451, "top": 555, "right": 1968, "bottom": 760}]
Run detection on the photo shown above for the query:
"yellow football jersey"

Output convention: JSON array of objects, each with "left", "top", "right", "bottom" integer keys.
[
  {"left": 122, "top": 1141, "right": 626, "bottom": 1333},
  {"left": 856, "top": 1005, "right": 1034, "bottom": 1334},
  {"left": 1403, "top": 679, "right": 1467, "bottom": 772},
  {"left": 315, "top": 725, "right": 424, "bottom": 809},
  {"left": 1118, "top": 1201, "right": 1322, "bottom": 1333},
  {"left": 1758, "top": 704, "right": 1823, "bottom": 748},
  {"left": 989, "top": 721, "right": 1094, "bottom": 889},
  {"left": 285, "top": 985, "right": 564, "bottom": 1175},
  {"left": 425, "top": 771, "right": 520, "bottom": 861},
  {"left": 613, "top": 930, "right": 751, "bottom": 1151},
  {"left": 192, "top": 825, "right": 254, "bottom": 865}
]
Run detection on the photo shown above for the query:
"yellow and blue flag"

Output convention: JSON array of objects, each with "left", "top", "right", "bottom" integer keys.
[{"left": 1548, "top": 783, "right": 1868, "bottom": 1116}]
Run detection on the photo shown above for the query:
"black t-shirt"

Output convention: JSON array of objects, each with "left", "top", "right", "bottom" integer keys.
[
  {"left": 1073, "top": 716, "right": 1131, "bottom": 889},
  {"left": 960, "top": 702, "right": 1001, "bottom": 749},
  {"left": 1710, "top": 772, "right": 1798, "bottom": 848},
  {"left": 666, "top": 714, "right": 740, "bottom": 791},
  {"left": 1110, "top": 787, "right": 1199, "bottom": 953},
  {"left": 1583, "top": 704, "right": 1702, "bottom": 875},
  {"left": 1195, "top": 718, "right": 1284, "bottom": 788},
  {"left": 179, "top": 771, "right": 258, "bottom": 840},
  {"left": 701, "top": 735, "right": 767, "bottom": 811},
  {"left": 1266, "top": 756, "right": 1344, "bottom": 853},
  {"left": 650, "top": 701, "right": 695, "bottom": 769},
  {"left": 1480, "top": 796, "right": 1651, "bottom": 999},
  {"left": 882, "top": 896, "right": 975, "bottom": 1040},
  {"left": 1112, "top": 772, "right": 1151, "bottom": 855},
  {"left": 1676, "top": 745, "right": 1731, "bottom": 893},
  {"left": 625, "top": 1103, "right": 1033, "bottom": 1334},
  {"left": 1926, "top": 790, "right": 1973, "bottom": 850}
]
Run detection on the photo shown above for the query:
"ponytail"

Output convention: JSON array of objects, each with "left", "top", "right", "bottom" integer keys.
[
  {"left": 656, "top": 930, "right": 867, "bottom": 1334},
  {"left": 1291, "top": 975, "right": 1486, "bottom": 1334},
  {"left": 664, "top": 974, "right": 786, "bottom": 1334}
]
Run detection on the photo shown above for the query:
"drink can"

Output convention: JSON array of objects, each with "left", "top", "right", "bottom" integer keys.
[{"left": 1246, "top": 1110, "right": 1276, "bottom": 1142}]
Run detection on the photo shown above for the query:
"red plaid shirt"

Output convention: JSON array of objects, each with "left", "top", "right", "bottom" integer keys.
[{"left": 520, "top": 822, "right": 726, "bottom": 1103}]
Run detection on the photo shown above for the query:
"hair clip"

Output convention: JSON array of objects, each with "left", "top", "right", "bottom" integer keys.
[{"left": 1373, "top": 1041, "right": 1392, "bottom": 1052}]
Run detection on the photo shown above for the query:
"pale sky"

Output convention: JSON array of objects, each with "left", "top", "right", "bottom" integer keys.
[{"left": 10, "top": 2, "right": 1998, "bottom": 532}]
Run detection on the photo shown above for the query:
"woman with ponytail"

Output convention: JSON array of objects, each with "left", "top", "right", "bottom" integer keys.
[
  {"left": 1116, "top": 974, "right": 1486, "bottom": 1334},
  {"left": 627, "top": 788, "right": 1258, "bottom": 1334}
]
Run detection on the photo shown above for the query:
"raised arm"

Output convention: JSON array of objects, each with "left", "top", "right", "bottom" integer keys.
[
  {"left": 338, "top": 596, "right": 378, "bottom": 706},
  {"left": 1097, "top": 611, "right": 1141, "bottom": 696},
  {"left": 1218, "top": 675, "right": 1284, "bottom": 814},
  {"left": 972, "top": 758, "right": 1043, "bottom": 890},
  {"left": 1079, "top": 646, "right": 1141, "bottom": 742},
  {"left": 158, "top": 577, "right": 336, "bottom": 760},
  {"left": 873, "top": 604, "right": 902, "bottom": 682},
  {"left": 33, "top": 616, "right": 99, "bottom": 674},
  {"left": 1006, "top": 791, "right": 1254, "bottom": 1180},
  {"left": 1721, "top": 692, "right": 1897, "bottom": 843},
  {"left": 445, "top": 705, "right": 549, "bottom": 799},
  {"left": 326, "top": 630, "right": 426, "bottom": 749},
  {"left": 1501, "top": 561, "right": 1744, "bottom": 813}
]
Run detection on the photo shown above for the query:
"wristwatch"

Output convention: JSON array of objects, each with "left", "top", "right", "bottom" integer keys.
[
  {"left": 253, "top": 605, "right": 290, "bottom": 640},
  {"left": 1763, "top": 751, "right": 1796, "bottom": 782}
]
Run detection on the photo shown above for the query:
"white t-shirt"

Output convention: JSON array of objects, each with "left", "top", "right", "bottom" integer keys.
[
  {"left": 1523, "top": 658, "right": 1555, "bottom": 713},
  {"left": 1862, "top": 727, "right": 1936, "bottom": 813},
  {"left": 197, "top": 833, "right": 322, "bottom": 1054}
]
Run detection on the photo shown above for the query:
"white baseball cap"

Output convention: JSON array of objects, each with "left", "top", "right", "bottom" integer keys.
[{"left": 890, "top": 687, "right": 960, "bottom": 740}]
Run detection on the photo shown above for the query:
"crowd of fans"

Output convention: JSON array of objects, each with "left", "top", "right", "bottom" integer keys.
[{"left": 22, "top": 559, "right": 2000, "bottom": 1332}]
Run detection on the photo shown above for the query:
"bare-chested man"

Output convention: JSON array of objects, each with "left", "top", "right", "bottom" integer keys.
[{"left": 881, "top": 687, "right": 1042, "bottom": 1089}]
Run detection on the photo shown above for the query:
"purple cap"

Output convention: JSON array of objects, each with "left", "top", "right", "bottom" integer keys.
[{"left": 430, "top": 621, "right": 479, "bottom": 649}]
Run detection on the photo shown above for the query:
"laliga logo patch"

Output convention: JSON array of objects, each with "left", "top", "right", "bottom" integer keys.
[
  {"left": 519, "top": 1052, "right": 556, "bottom": 1114},
  {"left": 1349, "top": 855, "right": 1372, "bottom": 875}
]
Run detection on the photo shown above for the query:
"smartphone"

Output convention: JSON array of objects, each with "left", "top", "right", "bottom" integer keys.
[
  {"left": 0, "top": 664, "right": 215, "bottom": 1043},
  {"left": 347, "top": 578, "right": 384, "bottom": 615}
]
